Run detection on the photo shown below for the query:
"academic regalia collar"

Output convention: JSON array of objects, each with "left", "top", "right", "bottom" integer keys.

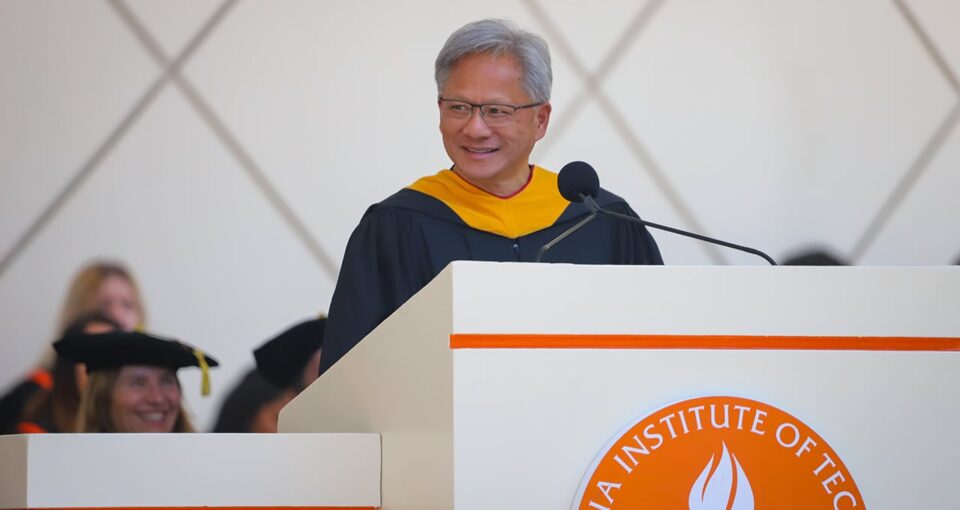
[{"left": 407, "top": 165, "right": 569, "bottom": 239}]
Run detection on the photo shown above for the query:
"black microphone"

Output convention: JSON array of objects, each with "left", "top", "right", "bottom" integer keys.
[
  {"left": 558, "top": 160, "right": 600, "bottom": 202},
  {"left": 535, "top": 161, "right": 602, "bottom": 262},
  {"left": 548, "top": 161, "right": 778, "bottom": 265}
]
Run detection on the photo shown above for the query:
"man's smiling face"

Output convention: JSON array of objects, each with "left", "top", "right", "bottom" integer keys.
[{"left": 439, "top": 52, "right": 550, "bottom": 196}]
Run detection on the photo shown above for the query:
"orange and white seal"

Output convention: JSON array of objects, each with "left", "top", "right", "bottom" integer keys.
[{"left": 573, "top": 396, "right": 864, "bottom": 509}]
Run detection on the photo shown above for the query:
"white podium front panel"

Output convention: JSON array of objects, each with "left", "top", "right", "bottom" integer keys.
[
  {"left": 0, "top": 433, "right": 380, "bottom": 509},
  {"left": 452, "top": 345, "right": 957, "bottom": 509},
  {"left": 282, "top": 262, "right": 959, "bottom": 510}
]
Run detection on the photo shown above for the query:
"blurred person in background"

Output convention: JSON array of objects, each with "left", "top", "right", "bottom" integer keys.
[
  {"left": 1, "top": 261, "right": 147, "bottom": 433},
  {"left": 16, "top": 312, "right": 122, "bottom": 433},
  {"left": 54, "top": 330, "right": 217, "bottom": 433},
  {"left": 781, "top": 248, "right": 848, "bottom": 266},
  {"left": 56, "top": 261, "right": 145, "bottom": 333},
  {"left": 211, "top": 369, "right": 290, "bottom": 433},
  {"left": 213, "top": 317, "right": 325, "bottom": 433},
  {"left": 254, "top": 317, "right": 325, "bottom": 392}
]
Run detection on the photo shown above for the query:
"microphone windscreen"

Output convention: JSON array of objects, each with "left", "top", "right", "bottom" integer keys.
[{"left": 558, "top": 161, "right": 600, "bottom": 202}]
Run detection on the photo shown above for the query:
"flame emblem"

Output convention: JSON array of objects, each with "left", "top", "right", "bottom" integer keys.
[{"left": 688, "top": 442, "right": 754, "bottom": 510}]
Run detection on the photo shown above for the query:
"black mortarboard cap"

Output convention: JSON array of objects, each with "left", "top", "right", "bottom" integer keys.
[
  {"left": 53, "top": 330, "right": 218, "bottom": 395},
  {"left": 254, "top": 318, "right": 325, "bottom": 388}
]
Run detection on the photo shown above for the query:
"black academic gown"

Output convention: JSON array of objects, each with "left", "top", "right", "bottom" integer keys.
[
  {"left": 318, "top": 180, "right": 663, "bottom": 375},
  {"left": 0, "top": 370, "right": 50, "bottom": 434}
]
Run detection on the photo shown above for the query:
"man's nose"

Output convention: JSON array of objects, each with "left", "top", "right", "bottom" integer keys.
[{"left": 462, "top": 107, "right": 492, "bottom": 136}]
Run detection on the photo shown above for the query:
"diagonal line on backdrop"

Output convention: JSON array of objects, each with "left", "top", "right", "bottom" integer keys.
[
  {"left": 590, "top": 87, "right": 725, "bottom": 264},
  {"left": 850, "top": 0, "right": 960, "bottom": 262},
  {"left": 523, "top": 0, "right": 726, "bottom": 263},
  {"left": 173, "top": 79, "right": 341, "bottom": 280},
  {"left": 592, "top": 0, "right": 669, "bottom": 87},
  {"left": 528, "top": 0, "right": 666, "bottom": 158},
  {"left": 519, "top": 0, "right": 590, "bottom": 78},
  {"left": 520, "top": 0, "right": 592, "bottom": 166},
  {"left": 109, "top": 0, "right": 340, "bottom": 280},
  {"left": 108, "top": 0, "right": 178, "bottom": 67},
  {"left": 519, "top": 0, "right": 592, "bottom": 158},
  {"left": 850, "top": 102, "right": 960, "bottom": 261},
  {"left": 891, "top": 0, "right": 959, "bottom": 94},
  {"left": 0, "top": 74, "right": 167, "bottom": 280},
  {"left": 0, "top": 0, "right": 234, "bottom": 280}
]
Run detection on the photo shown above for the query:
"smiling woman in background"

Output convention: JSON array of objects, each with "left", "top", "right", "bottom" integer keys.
[{"left": 54, "top": 330, "right": 217, "bottom": 433}]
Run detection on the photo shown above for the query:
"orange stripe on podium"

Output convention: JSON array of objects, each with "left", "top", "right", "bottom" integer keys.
[{"left": 449, "top": 334, "right": 960, "bottom": 351}]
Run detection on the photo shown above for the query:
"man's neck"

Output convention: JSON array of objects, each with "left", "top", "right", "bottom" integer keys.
[{"left": 453, "top": 164, "right": 533, "bottom": 198}]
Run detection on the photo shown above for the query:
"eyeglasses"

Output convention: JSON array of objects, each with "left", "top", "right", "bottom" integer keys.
[{"left": 438, "top": 97, "right": 543, "bottom": 126}]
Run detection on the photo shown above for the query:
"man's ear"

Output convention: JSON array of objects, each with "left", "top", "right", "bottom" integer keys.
[{"left": 535, "top": 102, "right": 552, "bottom": 140}]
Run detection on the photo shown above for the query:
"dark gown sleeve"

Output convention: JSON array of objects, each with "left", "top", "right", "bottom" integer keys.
[
  {"left": 318, "top": 204, "right": 434, "bottom": 375},
  {"left": 608, "top": 201, "right": 664, "bottom": 265}
]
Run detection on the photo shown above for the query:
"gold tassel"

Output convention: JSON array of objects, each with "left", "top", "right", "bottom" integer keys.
[{"left": 193, "top": 349, "right": 211, "bottom": 396}]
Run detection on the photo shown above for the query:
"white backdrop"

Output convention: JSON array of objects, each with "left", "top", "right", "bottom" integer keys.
[{"left": 1, "top": 0, "right": 958, "bottom": 428}]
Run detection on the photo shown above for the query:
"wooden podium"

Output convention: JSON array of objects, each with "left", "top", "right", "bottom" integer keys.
[{"left": 281, "top": 262, "right": 960, "bottom": 510}]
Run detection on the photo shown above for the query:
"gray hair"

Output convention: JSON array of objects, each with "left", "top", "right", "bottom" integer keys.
[{"left": 435, "top": 19, "right": 552, "bottom": 103}]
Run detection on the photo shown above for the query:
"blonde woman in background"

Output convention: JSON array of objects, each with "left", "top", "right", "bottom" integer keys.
[
  {"left": 57, "top": 261, "right": 146, "bottom": 333},
  {"left": 0, "top": 261, "right": 147, "bottom": 433}
]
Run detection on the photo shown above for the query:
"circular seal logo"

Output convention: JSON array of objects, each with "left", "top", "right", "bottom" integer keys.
[{"left": 573, "top": 396, "right": 864, "bottom": 509}]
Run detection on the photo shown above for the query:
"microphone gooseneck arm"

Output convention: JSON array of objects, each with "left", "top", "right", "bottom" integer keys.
[
  {"left": 535, "top": 211, "right": 598, "bottom": 263},
  {"left": 582, "top": 195, "right": 778, "bottom": 266}
]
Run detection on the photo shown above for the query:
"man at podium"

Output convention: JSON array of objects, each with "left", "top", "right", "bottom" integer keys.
[{"left": 319, "top": 19, "right": 662, "bottom": 375}]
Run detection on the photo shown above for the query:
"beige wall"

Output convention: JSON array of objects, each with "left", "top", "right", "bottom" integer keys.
[{"left": 1, "top": 0, "right": 958, "bottom": 428}]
